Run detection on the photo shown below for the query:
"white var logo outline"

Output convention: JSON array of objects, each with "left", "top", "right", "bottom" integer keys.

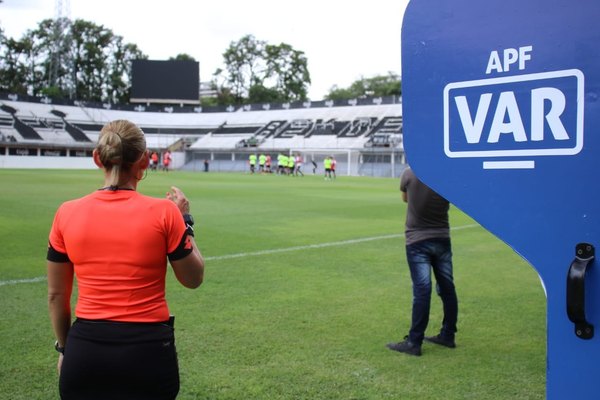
[{"left": 443, "top": 69, "right": 584, "bottom": 158}]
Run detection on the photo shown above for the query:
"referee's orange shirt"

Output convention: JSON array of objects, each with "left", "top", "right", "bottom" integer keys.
[{"left": 48, "top": 190, "right": 189, "bottom": 322}]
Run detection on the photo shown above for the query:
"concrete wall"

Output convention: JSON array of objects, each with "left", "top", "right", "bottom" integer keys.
[{"left": 0, "top": 152, "right": 185, "bottom": 169}]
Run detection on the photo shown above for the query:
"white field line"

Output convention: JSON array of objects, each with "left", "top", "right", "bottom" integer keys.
[
  {"left": 0, "top": 276, "right": 48, "bottom": 287},
  {"left": 0, "top": 224, "right": 479, "bottom": 287}
]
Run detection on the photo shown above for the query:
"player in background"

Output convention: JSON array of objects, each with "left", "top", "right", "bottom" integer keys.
[
  {"left": 162, "top": 150, "right": 172, "bottom": 172},
  {"left": 324, "top": 156, "right": 332, "bottom": 180},
  {"left": 258, "top": 153, "right": 266, "bottom": 173},
  {"left": 330, "top": 156, "right": 337, "bottom": 179},
  {"left": 265, "top": 154, "right": 272, "bottom": 173},
  {"left": 295, "top": 154, "right": 304, "bottom": 177},
  {"left": 278, "top": 153, "right": 288, "bottom": 175},
  {"left": 276, "top": 153, "right": 283, "bottom": 174},
  {"left": 248, "top": 153, "right": 257, "bottom": 174},
  {"left": 287, "top": 154, "right": 295, "bottom": 176},
  {"left": 150, "top": 151, "right": 159, "bottom": 171}
]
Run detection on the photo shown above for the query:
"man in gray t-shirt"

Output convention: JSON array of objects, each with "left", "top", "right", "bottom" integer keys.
[
  {"left": 401, "top": 168, "right": 450, "bottom": 246},
  {"left": 387, "top": 167, "right": 458, "bottom": 356}
]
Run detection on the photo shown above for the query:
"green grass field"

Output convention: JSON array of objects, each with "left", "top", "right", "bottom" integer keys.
[{"left": 0, "top": 169, "right": 546, "bottom": 399}]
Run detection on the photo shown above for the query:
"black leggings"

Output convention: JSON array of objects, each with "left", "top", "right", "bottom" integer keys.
[{"left": 59, "top": 319, "right": 179, "bottom": 400}]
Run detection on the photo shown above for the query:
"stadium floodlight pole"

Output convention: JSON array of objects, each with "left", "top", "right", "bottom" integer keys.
[{"left": 49, "top": 0, "right": 71, "bottom": 91}]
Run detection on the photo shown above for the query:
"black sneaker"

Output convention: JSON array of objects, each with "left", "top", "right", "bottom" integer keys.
[
  {"left": 424, "top": 334, "right": 456, "bottom": 348},
  {"left": 386, "top": 336, "right": 422, "bottom": 356}
]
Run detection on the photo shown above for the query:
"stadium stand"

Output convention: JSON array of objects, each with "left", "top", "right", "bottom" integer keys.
[
  {"left": 1, "top": 104, "right": 44, "bottom": 140},
  {"left": 49, "top": 109, "right": 92, "bottom": 142},
  {"left": 0, "top": 95, "right": 405, "bottom": 177}
]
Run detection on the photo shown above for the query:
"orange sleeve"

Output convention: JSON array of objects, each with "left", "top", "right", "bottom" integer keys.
[
  {"left": 164, "top": 200, "right": 188, "bottom": 254},
  {"left": 48, "top": 204, "right": 67, "bottom": 254}
]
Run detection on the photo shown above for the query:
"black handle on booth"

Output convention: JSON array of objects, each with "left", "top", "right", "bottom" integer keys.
[{"left": 567, "top": 243, "right": 595, "bottom": 340}]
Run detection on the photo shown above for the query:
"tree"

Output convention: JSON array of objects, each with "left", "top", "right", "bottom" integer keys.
[
  {"left": 264, "top": 43, "right": 310, "bottom": 102},
  {"left": 70, "top": 20, "right": 121, "bottom": 102},
  {"left": 0, "top": 36, "right": 32, "bottom": 95},
  {"left": 218, "top": 35, "right": 266, "bottom": 104},
  {"left": 0, "top": 18, "right": 145, "bottom": 103},
  {"left": 32, "top": 18, "right": 73, "bottom": 98},
  {"left": 106, "top": 40, "right": 145, "bottom": 104},
  {"left": 201, "top": 79, "right": 235, "bottom": 107},
  {"left": 213, "top": 34, "right": 310, "bottom": 105},
  {"left": 326, "top": 72, "right": 401, "bottom": 100},
  {"left": 248, "top": 83, "right": 283, "bottom": 104}
]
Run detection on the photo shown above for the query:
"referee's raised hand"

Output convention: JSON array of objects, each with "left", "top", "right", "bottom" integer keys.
[{"left": 167, "top": 186, "right": 190, "bottom": 215}]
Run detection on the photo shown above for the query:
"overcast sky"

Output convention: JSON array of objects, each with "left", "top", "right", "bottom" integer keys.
[{"left": 1, "top": 0, "right": 409, "bottom": 100}]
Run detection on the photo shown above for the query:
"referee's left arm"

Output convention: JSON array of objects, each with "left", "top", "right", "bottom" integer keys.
[{"left": 47, "top": 259, "right": 74, "bottom": 355}]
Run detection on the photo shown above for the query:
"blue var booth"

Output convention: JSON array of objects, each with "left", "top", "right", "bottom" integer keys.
[{"left": 401, "top": 0, "right": 600, "bottom": 398}]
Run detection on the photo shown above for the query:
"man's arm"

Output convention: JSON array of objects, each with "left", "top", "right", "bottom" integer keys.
[{"left": 400, "top": 169, "right": 410, "bottom": 203}]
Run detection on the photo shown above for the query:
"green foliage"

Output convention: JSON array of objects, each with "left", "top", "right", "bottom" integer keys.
[
  {"left": 0, "top": 18, "right": 146, "bottom": 103},
  {"left": 217, "top": 35, "right": 265, "bottom": 104},
  {"left": 199, "top": 96, "right": 220, "bottom": 107},
  {"left": 0, "top": 170, "right": 545, "bottom": 399},
  {"left": 170, "top": 53, "right": 197, "bottom": 61},
  {"left": 264, "top": 42, "right": 310, "bottom": 101},
  {"left": 248, "top": 83, "right": 283, "bottom": 103},
  {"left": 326, "top": 72, "right": 402, "bottom": 101},
  {"left": 213, "top": 34, "right": 310, "bottom": 105},
  {"left": 0, "top": 36, "right": 31, "bottom": 94},
  {"left": 39, "top": 85, "right": 65, "bottom": 98},
  {"left": 202, "top": 80, "right": 236, "bottom": 107}
]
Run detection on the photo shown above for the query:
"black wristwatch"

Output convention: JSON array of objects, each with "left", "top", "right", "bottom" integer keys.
[
  {"left": 54, "top": 340, "right": 65, "bottom": 354},
  {"left": 183, "top": 213, "right": 195, "bottom": 237}
]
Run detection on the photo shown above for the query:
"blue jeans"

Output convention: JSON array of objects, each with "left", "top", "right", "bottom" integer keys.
[{"left": 406, "top": 238, "right": 458, "bottom": 345}]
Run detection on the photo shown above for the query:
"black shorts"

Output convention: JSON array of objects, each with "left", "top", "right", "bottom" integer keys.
[{"left": 59, "top": 318, "right": 179, "bottom": 400}]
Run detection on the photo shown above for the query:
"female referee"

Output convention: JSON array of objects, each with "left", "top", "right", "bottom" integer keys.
[{"left": 47, "top": 119, "right": 204, "bottom": 399}]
